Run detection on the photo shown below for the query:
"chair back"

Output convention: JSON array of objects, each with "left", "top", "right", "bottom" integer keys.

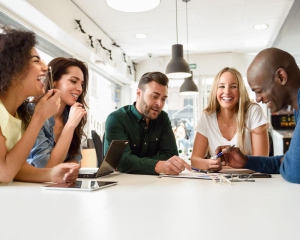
[
  {"left": 91, "top": 130, "right": 104, "bottom": 167},
  {"left": 102, "top": 132, "right": 106, "bottom": 159},
  {"left": 87, "top": 138, "right": 95, "bottom": 148},
  {"left": 268, "top": 131, "right": 274, "bottom": 156}
]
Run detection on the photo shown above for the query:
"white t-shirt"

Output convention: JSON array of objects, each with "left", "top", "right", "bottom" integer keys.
[{"left": 195, "top": 104, "right": 267, "bottom": 156}]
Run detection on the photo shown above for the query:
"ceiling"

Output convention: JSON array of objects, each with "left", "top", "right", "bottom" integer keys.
[{"left": 72, "top": 0, "right": 299, "bottom": 63}]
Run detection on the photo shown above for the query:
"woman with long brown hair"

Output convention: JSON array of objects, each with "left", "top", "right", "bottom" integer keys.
[{"left": 27, "top": 57, "right": 89, "bottom": 168}]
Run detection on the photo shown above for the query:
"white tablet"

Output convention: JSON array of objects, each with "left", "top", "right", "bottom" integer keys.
[{"left": 41, "top": 180, "right": 117, "bottom": 191}]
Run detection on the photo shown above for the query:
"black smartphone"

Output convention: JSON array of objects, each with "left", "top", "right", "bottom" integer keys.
[{"left": 239, "top": 173, "right": 272, "bottom": 178}]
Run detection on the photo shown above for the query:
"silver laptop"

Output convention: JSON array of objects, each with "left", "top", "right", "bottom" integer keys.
[{"left": 79, "top": 133, "right": 128, "bottom": 178}]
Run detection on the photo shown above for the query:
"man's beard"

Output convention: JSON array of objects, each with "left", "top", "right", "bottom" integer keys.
[{"left": 138, "top": 94, "right": 160, "bottom": 120}]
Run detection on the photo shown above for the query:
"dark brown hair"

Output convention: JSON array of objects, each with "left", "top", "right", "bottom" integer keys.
[
  {"left": 138, "top": 72, "right": 169, "bottom": 90},
  {"left": 48, "top": 57, "right": 89, "bottom": 157},
  {"left": 0, "top": 28, "right": 37, "bottom": 129}
]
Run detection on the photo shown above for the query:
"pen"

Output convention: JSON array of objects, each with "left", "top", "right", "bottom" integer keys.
[
  {"left": 191, "top": 167, "right": 207, "bottom": 173},
  {"left": 211, "top": 144, "right": 235, "bottom": 160},
  {"left": 48, "top": 66, "right": 54, "bottom": 89}
]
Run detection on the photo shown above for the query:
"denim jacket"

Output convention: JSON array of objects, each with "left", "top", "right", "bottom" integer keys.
[{"left": 27, "top": 107, "right": 82, "bottom": 168}]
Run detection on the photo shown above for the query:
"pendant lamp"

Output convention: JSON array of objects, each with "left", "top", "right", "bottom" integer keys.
[
  {"left": 106, "top": 0, "right": 160, "bottom": 12},
  {"left": 165, "top": 0, "right": 191, "bottom": 79},
  {"left": 179, "top": 0, "right": 198, "bottom": 95},
  {"left": 179, "top": 71, "right": 198, "bottom": 95}
]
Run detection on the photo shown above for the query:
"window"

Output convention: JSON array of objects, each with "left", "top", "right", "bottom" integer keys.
[
  {"left": 164, "top": 78, "right": 199, "bottom": 159},
  {"left": 87, "top": 70, "right": 122, "bottom": 138}
]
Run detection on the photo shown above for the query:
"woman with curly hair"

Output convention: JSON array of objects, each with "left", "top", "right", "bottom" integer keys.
[
  {"left": 0, "top": 28, "right": 79, "bottom": 184},
  {"left": 191, "top": 67, "right": 269, "bottom": 171},
  {"left": 27, "top": 57, "right": 88, "bottom": 167}
]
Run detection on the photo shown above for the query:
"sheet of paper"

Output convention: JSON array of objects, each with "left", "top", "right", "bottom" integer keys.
[{"left": 159, "top": 170, "right": 211, "bottom": 180}]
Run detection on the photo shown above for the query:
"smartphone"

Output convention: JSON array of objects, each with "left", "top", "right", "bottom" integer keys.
[{"left": 239, "top": 173, "right": 272, "bottom": 178}]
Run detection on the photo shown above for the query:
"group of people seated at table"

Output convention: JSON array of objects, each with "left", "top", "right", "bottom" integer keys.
[{"left": 1, "top": 27, "right": 300, "bottom": 185}]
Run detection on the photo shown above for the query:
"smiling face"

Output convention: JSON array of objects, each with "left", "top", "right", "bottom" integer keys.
[
  {"left": 54, "top": 66, "right": 84, "bottom": 106},
  {"left": 136, "top": 81, "right": 168, "bottom": 122},
  {"left": 21, "top": 47, "right": 48, "bottom": 96},
  {"left": 248, "top": 70, "right": 285, "bottom": 113},
  {"left": 216, "top": 71, "right": 239, "bottom": 111}
]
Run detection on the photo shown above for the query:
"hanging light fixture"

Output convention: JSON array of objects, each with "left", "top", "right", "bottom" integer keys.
[
  {"left": 179, "top": 0, "right": 198, "bottom": 95},
  {"left": 180, "top": 71, "right": 198, "bottom": 95},
  {"left": 106, "top": 0, "right": 160, "bottom": 12},
  {"left": 165, "top": 0, "right": 191, "bottom": 79}
]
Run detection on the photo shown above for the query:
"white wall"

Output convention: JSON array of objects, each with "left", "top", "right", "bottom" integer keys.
[
  {"left": 136, "top": 52, "right": 255, "bottom": 80},
  {"left": 0, "top": 0, "right": 135, "bottom": 86}
]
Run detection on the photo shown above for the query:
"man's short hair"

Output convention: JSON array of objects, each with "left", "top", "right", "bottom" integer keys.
[{"left": 138, "top": 72, "right": 169, "bottom": 90}]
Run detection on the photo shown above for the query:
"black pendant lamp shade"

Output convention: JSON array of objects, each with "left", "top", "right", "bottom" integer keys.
[
  {"left": 166, "top": 44, "right": 191, "bottom": 79},
  {"left": 179, "top": 71, "right": 198, "bottom": 95}
]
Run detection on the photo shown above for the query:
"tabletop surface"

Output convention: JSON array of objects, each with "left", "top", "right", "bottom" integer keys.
[{"left": 1, "top": 172, "right": 300, "bottom": 240}]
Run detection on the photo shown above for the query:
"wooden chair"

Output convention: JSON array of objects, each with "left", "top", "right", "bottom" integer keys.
[{"left": 81, "top": 148, "right": 97, "bottom": 167}]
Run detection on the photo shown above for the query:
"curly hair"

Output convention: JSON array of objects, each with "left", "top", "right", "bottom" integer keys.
[
  {"left": 48, "top": 57, "right": 89, "bottom": 158},
  {"left": 0, "top": 28, "right": 37, "bottom": 129}
]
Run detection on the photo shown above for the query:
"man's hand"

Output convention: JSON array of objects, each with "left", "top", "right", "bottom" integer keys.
[
  {"left": 155, "top": 156, "right": 191, "bottom": 175},
  {"left": 50, "top": 163, "right": 80, "bottom": 183},
  {"left": 215, "top": 145, "right": 248, "bottom": 169}
]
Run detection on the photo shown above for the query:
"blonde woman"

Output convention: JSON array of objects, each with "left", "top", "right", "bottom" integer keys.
[{"left": 191, "top": 67, "right": 269, "bottom": 171}]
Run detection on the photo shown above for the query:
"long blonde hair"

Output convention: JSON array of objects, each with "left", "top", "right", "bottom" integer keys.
[{"left": 204, "top": 67, "right": 258, "bottom": 153}]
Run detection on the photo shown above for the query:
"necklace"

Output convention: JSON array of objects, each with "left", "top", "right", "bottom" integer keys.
[
  {"left": 219, "top": 114, "right": 237, "bottom": 137},
  {"left": 219, "top": 115, "right": 236, "bottom": 126}
]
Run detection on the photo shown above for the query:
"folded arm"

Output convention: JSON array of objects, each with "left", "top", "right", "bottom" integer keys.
[
  {"left": 0, "top": 114, "right": 53, "bottom": 183},
  {"left": 15, "top": 162, "right": 80, "bottom": 183},
  {"left": 191, "top": 132, "right": 221, "bottom": 171}
]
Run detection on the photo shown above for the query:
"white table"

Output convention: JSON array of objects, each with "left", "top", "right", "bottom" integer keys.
[{"left": 1, "top": 173, "right": 300, "bottom": 240}]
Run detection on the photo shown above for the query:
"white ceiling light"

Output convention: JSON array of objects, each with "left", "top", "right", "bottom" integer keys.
[
  {"left": 135, "top": 33, "right": 148, "bottom": 39},
  {"left": 254, "top": 23, "right": 269, "bottom": 30},
  {"left": 106, "top": 0, "right": 160, "bottom": 12}
]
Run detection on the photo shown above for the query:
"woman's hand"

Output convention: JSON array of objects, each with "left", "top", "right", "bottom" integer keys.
[
  {"left": 33, "top": 89, "right": 61, "bottom": 122},
  {"left": 66, "top": 102, "right": 87, "bottom": 129},
  {"left": 207, "top": 158, "right": 222, "bottom": 172},
  {"left": 50, "top": 163, "right": 80, "bottom": 183}
]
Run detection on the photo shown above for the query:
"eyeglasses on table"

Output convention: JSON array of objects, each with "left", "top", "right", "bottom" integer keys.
[{"left": 207, "top": 173, "right": 255, "bottom": 184}]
